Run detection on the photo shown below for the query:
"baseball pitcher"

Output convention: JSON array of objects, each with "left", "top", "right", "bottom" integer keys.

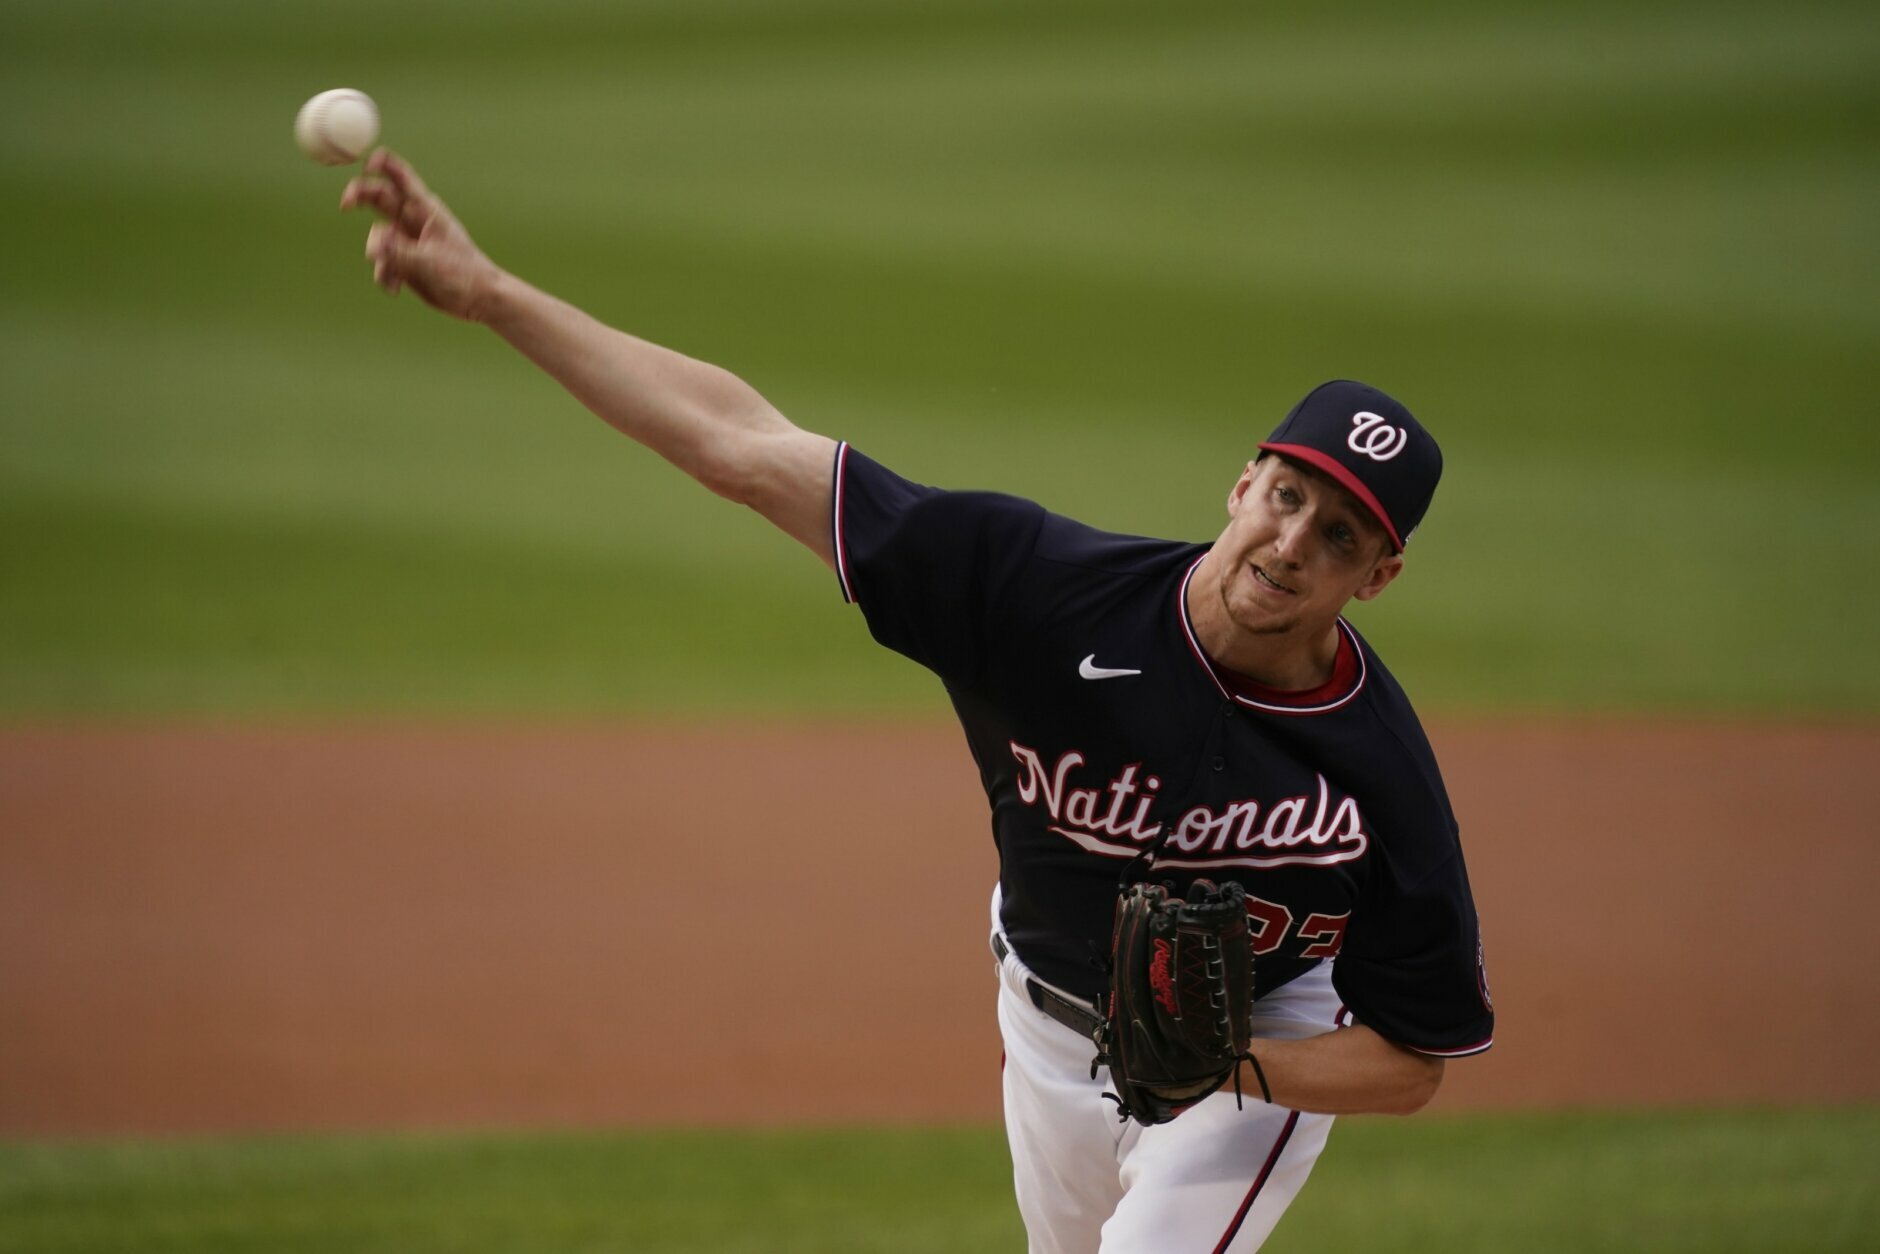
[{"left": 340, "top": 149, "right": 1494, "bottom": 1253}]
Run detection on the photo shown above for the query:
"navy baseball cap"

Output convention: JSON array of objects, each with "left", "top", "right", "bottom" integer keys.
[{"left": 1258, "top": 380, "right": 1442, "bottom": 552}]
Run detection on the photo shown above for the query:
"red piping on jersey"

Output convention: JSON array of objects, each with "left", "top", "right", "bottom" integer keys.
[
  {"left": 1257, "top": 442, "right": 1405, "bottom": 552},
  {"left": 1212, "top": 1108, "right": 1301, "bottom": 1253},
  {"left": 1224, "top": 630, "right": 1359, "bottom": 708},
  {"left": 1175, "top": 556, "right": 1367, "bottom": 715},
  {"left": 833, "top": 441, "right": 856, "bottom": 603}
]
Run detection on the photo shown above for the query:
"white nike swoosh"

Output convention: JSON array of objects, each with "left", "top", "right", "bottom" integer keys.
[{"left": 1079, "top": 654, "right": 1143, "bottom": 680}]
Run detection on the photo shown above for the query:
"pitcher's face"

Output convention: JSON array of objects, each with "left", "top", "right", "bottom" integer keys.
[{"left": 1210, "top": 455, "right": 1402, "bottom": 640}]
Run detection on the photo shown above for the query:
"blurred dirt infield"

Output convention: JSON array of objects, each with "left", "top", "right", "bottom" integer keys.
[{"left": 2, "top": 721, "right": 1875, "bottom": 1137}]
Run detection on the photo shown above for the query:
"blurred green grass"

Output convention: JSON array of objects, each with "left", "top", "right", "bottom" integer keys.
[
  {"left": 2, "top": 1109, "right": 1874, "bottom": 1253},
  {"left": 2, "top": 0, "right": 1876, "bottom": 716}
]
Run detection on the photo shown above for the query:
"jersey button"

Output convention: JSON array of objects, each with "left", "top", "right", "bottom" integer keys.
[{"left": 1212, "top": 755, "right": 1225, "bottom": 771}]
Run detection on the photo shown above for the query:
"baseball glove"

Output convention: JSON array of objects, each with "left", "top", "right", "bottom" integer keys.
[{"left": 1093, "top": 879, "right": 1259, "bottom": 1125}]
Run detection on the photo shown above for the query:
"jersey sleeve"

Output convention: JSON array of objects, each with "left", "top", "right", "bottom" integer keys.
[
  {"left": 831, "top": 443, "right": 1046, "bottom": 684},
  {"left": 1332, "top": 843, "right": 1495, "bottom": 1058}
]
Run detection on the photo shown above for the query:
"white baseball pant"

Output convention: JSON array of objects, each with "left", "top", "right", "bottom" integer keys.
[{"left": 991, "top": 890, "right": 1344, "bottom": 1253}]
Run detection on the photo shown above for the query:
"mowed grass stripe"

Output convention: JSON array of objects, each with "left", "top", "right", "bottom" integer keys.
[
  {"left": 6, "top": 435, "right": 1875, "bottom": 716},
  {"left": 0, "top": 1110, "right": 1874, "bottom": 1254},
  {"left": 5, "top": 5, "right": 1873, "bottom": 338},
  {"left": 0, "top": 482, "right": 917, "bottom": 716}
]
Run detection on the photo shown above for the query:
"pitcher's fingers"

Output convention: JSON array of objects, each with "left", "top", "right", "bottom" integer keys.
[
  {"left": 368, "top": 223, "right": 419, "bottom": 292},
  {"left": 341, "top": 178, "right": 403, "bottom": 220},
  {"left": 366, "top": 148, "right": 437, "bottom": 208},
  {"left": 363, "top": 151, "right": 443, "bottom": 238},
  {"left": 349, "top": 186, "right": 430, "bottom": 244},
  {"left": 366, "top": 221, "right": 402, "bottom": 276},
  {"left": 349, "top": 180, "right": 432, "bottom": 237},
  {"left": 369, "top": 231, "right": 405, "bottom": 293}
]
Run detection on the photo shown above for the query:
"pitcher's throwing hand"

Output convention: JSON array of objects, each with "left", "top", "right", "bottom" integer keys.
[{"left": 342, "top": 149, "right": 501, "bottom": 320}]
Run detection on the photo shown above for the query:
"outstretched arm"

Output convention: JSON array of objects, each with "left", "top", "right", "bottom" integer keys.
[{"left": 341, "top": 149, "right": 838, "bottom": 566}]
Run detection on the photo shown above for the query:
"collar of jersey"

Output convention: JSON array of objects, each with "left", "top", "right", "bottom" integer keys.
[{"left": 1175, "top": 555, "right": 1368, "bottom": 716}]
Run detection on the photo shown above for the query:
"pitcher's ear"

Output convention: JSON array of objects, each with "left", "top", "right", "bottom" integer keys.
[{"left": 1352, "top": 554, "right": 1405, "bottom": 602}]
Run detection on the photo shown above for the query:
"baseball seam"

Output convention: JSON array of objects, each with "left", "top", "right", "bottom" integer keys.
[{"left": 312, "top": 90, "right": 367, "bottom": 164}]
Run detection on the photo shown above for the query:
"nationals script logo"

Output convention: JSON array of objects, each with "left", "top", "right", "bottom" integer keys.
[{"left": 1009, "top": 742, "right": 1370, "bottom": 869}]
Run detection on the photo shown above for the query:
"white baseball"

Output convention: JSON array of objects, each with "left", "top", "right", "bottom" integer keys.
[{"left": 294, "top": 88, "right": 380, "bottom": 166}]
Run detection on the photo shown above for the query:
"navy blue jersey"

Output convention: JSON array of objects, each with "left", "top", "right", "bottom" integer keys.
[{"left": 832, "top": 445, "right": 1493, "bottom": 1058}]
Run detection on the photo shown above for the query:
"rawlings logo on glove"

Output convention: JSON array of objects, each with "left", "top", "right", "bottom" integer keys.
[
  {"left": 1149, "top": 939, "right": 1176, "bottom": 1014},
  {"left": 1093, "top": 879, "right": 1259, "bottom": 1125}
]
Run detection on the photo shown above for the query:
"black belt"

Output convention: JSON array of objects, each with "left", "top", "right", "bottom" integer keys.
[{"left": 992, "top": 932, "right": 1104, "bottom": 1042}]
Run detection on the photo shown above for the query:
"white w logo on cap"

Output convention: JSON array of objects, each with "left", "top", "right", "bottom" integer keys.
[{"left": 1347, "top": 411, "right": 1407, "bottom": 461}]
